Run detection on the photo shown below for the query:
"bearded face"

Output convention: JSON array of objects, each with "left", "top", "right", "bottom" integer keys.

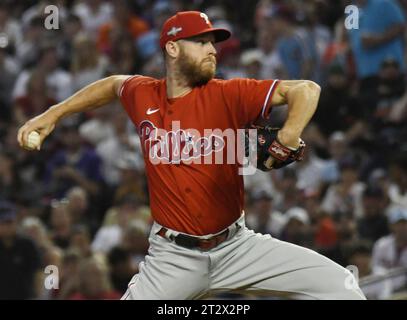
[{"left": 177, "top": 45, "right": 217, "bottom": 87}]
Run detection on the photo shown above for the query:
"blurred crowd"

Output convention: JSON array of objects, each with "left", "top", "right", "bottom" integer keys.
[{"left": 0, "top": 0, "right": 407, "bottom": 300}]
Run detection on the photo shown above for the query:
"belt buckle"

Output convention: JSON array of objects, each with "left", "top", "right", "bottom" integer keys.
[
  {"left": 199, "top": 229, "right": 229, "bottom": 251},
  {"left": 173, "top": 233, "right": 199, "bottom": 249},
  {"left": 160, "top": 227, "right": 230, "bottom": 250},
  {"left": 198, "top": 238, "right": 216, "bottom": 251}
]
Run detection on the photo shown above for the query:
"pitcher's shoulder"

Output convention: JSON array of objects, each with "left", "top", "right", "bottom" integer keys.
[
  {"left": 207, "top": 78, "right": 229, "bottom": 86},
  {"left": 128, "top": 75, "right": 162, "bottom": 87},
  {"left": 119, "top": 75, "right": 163, "bottom": 99},
  {"left": 208, "top": 78, "right": 250, "bottom": 86},
  {"left": 205, "top": 78, "right": 251, "bottom": 92},
  {"left": 204, "top": 78, "right": 239, "bottom": 89}
]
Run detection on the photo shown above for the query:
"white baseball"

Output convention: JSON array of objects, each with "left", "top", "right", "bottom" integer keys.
[{"left": 26, "top": 131, "right": 41, "bottom": 150}]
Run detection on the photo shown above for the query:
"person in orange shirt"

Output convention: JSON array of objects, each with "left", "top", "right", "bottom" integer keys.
[
  {"left": 18, "top": 11, "right": 366, "bottom": 300},
  {"left": 97, "top": 0, "right": 149, "bottom": 55}
]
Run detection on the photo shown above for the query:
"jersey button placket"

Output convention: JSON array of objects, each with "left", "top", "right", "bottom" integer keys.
[
  {"left": 164, "top": 106, "right": 178, "bottom": 165},
  {"left": 163, "top": 105, "right": 173, "bottom": 130}
]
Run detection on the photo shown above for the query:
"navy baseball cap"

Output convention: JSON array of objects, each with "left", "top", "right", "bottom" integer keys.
[{"left": 0, "top": 201, "right": 17, "bottom": 222}]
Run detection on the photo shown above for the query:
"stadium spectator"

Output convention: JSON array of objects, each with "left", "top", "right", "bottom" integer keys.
[
  {"left": 120, "top": 220, "right": 150, "bottom": 270},
  {"left": 19, "top": 216, "right": 51, "bottom": 255},
  {"left": 43, "top": 121, "right": 104, "bottom": 199},
  {"left": 320, "top": 131, "right": 349, "bottom": 184},
  {"left": 0, "top": 46, "right": 18, "bottom": 123},
  {"left": 0, "top": 151, "right": 22, "bottom": 202},
  {"left": 313, "top": 64, "right": 365, "bottom": 139},
  {"left": 58, "top": 14, "right": 84, "bottom": 71},
  {"left": 373, "top": 58, "right": 406, "bottom": 126},
  {"left": 91, "top": 195, "right": 141, "bottom": 254},
  {"left": 0, "top": 4, "right": 22, "bottom": 54},
  {"left": 73, "top": 0, "right": 113, "bottom": 39},
  {"left": 323, "top": 213, "right": 360, "bottom": 266},
  {"left": 15, "top": 16, "right": 44, "bottom": 68},
  {"left": 112, "top": 153, "right": 147, "bottom": 206},
  {"left": 108, "top": 32, "right": 143, "bottom": 75},
  {"left": 321, "top": 160, "right": 365, "bottom": 218},
  {"left": 65, "top": 186, "right": 90, "bottom": 227},
  {"left": 256, "top": 14, "right": 286, "bottom": 80},
  {"left": 70, "top": 33, "right": 109, "bottom": 92},
  {"left": 346, "top": 0, "right": 405, "bottom": 104},
  {"left": 269, "top": 5, "right": 315, "bottom": 80},
  {"left": 295, "top": 145, "right": 329, "bottom": 191},
  {"left": 273, "top": 168, "right": 299, "bottom": 212},
  {"left": 13, "top": 44, "right": 73, "bottom": 102},
  {"left": 218, "top": 38, "right": 245, "bottom": 79},
  {"left": 96, "top": 110, "right": 141, "bottom": 187},
  {"left": 0, "top": 201, "right": 42, "bottom": 299},
  {"left": 388, "top": 155, "right": 407, "bottom": 209},
  {"left": 56, "top": 249, "right": 81, "bottom": 300},
  {"left": 346, "top": 240, "right": 373, "bottom": 278},
  {"left": 136, "top": 1, "right": 174, "bottom": 60},
  {"left": 357, "top": 186, "right": 390, "bottom": 242},
  {"left": 302, "top": 189, "right": 338, "bottom": 251},
  {"left": 372, "top": 206, "right": 407, "bottom": 273},
  {"left": 246, "top": 190, "right": 285, "bottom": 238},
  {"left": 78, "top": 105, "right": 115, "bottom": 147},
  {"left": 239, "top": 48, "right": 263, "bottom": 79},
  {"left": 97, "top": 0, "right": 149, "bottom": 55},
  {"left": 280, "top": 206, "right": 313, "bottom": 247},
  {"left": 70, "top": 225, "right": 93, "bottom": 259},
  {"left": 13, "top": 69, "right": 57, "bottom": 124},
  {"left": 107, "top": 246, "right": 137, "bottom": 294},
  {"left": 68, "top": 257, "right": 120, "bottom": 300},
  {"left": 48, "top": 199, "right": 72, "bottom": 250}
]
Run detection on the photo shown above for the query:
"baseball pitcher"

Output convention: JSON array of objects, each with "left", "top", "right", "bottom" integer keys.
[{"left": 18, "top": 11, "right": 366, "bottom": 300}]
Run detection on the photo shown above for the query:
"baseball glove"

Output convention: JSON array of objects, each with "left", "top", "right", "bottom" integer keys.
[{"left": 245, "top": 125, "right": 306, "bottom": 171}]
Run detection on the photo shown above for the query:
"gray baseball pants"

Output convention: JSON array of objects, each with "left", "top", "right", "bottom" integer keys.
[{"left": 121, "top": 215, "right": 366, "bottom": 300}]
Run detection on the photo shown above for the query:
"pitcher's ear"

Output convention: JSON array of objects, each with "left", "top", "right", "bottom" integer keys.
[{"left": 165, "top": 41, "right": 180, "bottom": 59}]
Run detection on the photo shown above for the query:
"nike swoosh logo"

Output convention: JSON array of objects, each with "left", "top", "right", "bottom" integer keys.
[{"left": 146, "top": 107, "right": 159, "bottom": 115}]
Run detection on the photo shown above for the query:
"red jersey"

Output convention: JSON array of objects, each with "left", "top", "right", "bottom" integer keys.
[{"left": 119, "top": 76, "right": 279, "bottom": 235}]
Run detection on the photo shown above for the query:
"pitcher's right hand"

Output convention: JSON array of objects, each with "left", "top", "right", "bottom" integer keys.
[{"left": 17, "top": 111, "right": 58, "bottom": 151}]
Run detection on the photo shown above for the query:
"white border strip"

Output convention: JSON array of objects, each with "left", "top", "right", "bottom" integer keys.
[
  {"left": 118, "top": 75, "right": 140, "bottom": 97},
  {"left": 261, "top": 79, "right": 278, "bottom": 118}
]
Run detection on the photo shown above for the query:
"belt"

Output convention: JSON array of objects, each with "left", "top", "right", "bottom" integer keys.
[{"left": 158, "top": 227, "right": 231, "bottom": 251}]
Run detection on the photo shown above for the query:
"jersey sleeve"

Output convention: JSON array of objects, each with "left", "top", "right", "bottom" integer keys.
[
  {"left": 118, "top": 75, "right": 145, "bottom": 120},
  {"left": 222, "top": 78, "right": 280, "bottom": 126}
]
